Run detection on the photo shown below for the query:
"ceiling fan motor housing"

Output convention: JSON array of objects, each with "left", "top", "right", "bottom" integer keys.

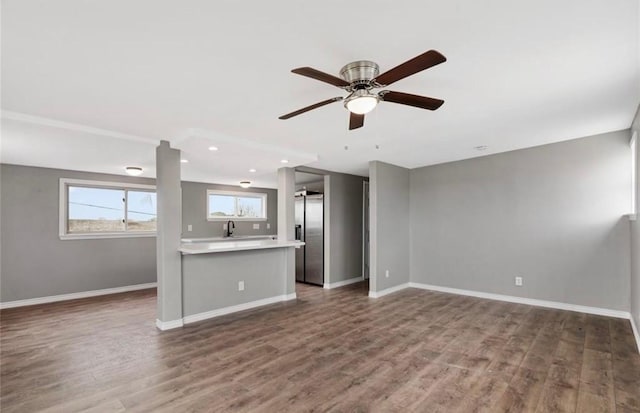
[{"left": 340, "top": 61, "right": 380, "bottom": 88}]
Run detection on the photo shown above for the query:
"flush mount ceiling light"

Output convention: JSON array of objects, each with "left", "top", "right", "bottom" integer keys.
[
  {"left": 239, "top": 181, "right": 251, "bottom": 188},
  {"left": 280, "top": 159, "right": 289, "bottom": 164},
  {"left": 181, "top": 159, "right": 189, "bottom": 163},
  {"left": 344, "top": 89, "right": 379, "bottom": 115},
  {"left": 125, "top": 166, "right": 143, "bottom": 176},
  {"left": 249, "top": 168, "right": 256, "bottom": 173},
  {"left": 208, "top": 146, "right": 218, "bottom": 151}
]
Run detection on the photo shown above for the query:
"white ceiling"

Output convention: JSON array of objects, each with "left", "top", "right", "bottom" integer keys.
[{"left": 2, "top": 0, "right": 639, "bottom": 188}]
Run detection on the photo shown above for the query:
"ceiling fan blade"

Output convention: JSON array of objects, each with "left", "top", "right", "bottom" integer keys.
[
  {"left": 374, "top": 50, "right": 446, "bottom": 86},
  {"left": 349, "top": 113, "right": 364, "bottom": 130},
  {"left": 291, "top": 67, "right": 350, "bottom": 88},
  {"left": 279, "top": 97, "right": 343, "bottom": 120},
  {"left": 380, "top": 91, "right": 444, "bottom": 110}
]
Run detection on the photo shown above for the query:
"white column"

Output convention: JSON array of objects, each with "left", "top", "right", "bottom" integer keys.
[
  {"left": 277, "top": 167, "right": 295, "bottom": 241},
  {"left": 156, "top": 140, "right": 183, "bottom": 329},
  {"left": 277, "top": 167, "right": 296, "bottom": 296}
]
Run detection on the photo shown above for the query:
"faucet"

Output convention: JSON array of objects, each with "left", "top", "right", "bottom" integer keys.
[{"left": 225, "top": 220, "right": 235, "bottom": 237}]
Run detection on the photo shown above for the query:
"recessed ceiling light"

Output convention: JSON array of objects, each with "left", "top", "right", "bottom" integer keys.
[
  {"left": 208, "top": 146, "right": 218, "bottom": 151},
  {"left": 181, "top": 159, "right": 189, "bottom": 163},
  {"left": 125, "top": 167, "right": 143, "bottom": 176},
  {"left": 239, "top": 181, "right": 251, "bottom": 188},
  {"left": 280, "top": 159, "right": 289, "bottom": 164},
  {"left": 474, "top": 145, "right": 489, "bottom": 151},
  {"left": 249, "top": 168, "right": 256, "bottom": 173}
]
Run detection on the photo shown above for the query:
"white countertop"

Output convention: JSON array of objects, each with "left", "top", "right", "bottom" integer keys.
[
  {"left": 181, "top": 235, "right": 277, "bottom": 243},
  {"left": 179, "top": 239, "right": 304, "bottom": 255}
]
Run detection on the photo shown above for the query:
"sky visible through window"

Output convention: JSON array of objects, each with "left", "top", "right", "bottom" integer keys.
[
  {"left": 209, "top": 195, "right": 235, "bottom": 217},
  {"left": 68, "top": 187, "right": 156, "bottom": 221},
  {"left": 208, "top": 194, "right": 263, "bottom": 218}
]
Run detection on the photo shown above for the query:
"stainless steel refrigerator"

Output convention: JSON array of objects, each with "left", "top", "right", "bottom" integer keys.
[{"left": 295, "top": 192, "right": 323, "bottom": 286}]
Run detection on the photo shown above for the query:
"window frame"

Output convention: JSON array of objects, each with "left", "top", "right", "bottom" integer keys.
[
  {"left": 206, "top": 189, "right": 267, "bottom": 221},
  {"left": 59, "top": 178, "right": 157, "bottom": 240}
]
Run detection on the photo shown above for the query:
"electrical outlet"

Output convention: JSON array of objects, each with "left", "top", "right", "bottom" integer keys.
[
  {"left": 385, "top": 270, "right": 390, "bottom": 278},
  {"left": 223, "top": 223, "right": 227, "bottom": 231},
  {"left": 515, "top": 276, "right": 523, "bottom": 286},
  {"left": 267, "top": 223, "right": 270, "bottom": 229},
  {"left": 238, "top": 281, "right": 245, "bottom": 291},
  {"left": 187, "top": 224, "right": 192, "bottom": 232},
  {"left": 253, "top": 223, "right": 260, "bottom": 230}
]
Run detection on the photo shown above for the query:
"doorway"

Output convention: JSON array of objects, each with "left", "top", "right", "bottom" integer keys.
[
  {"left": 294, "top": 172, "right": 325, "bottom": 287},
  {"left": 363, "top": 180, "right": 370, "bottom": 280}
]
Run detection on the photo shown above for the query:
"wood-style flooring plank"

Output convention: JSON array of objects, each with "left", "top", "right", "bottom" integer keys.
[{"left": 1, "top": 282, "right": 639, "bottom": 412}]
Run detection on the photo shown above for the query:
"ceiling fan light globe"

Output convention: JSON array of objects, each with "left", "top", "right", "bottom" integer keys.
[{"left": 345, "top": 95, "right": 378, "bottom": 115}]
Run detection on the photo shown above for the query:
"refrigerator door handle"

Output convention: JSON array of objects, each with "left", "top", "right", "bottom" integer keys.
[{"left": 295, "top": 224, "right": 302, "bottom": 241}]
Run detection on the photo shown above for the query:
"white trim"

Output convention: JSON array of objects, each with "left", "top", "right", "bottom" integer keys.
[
  {"left": 631, "top": 131, "right": 637, "bottom": 215},
  {"left": 0, "top": 283, "right": 157, "bottom": 309},
  {"left": 61, "top": 178, "right": 156, "bottom": 191},
  {"left": 60, "top": 232, "right": 156, "bottom": 240},
  {"left": 183, "top": 293, "right": 297, "bottom": 324},
  {"left": 156, "top": 319, "right": 184, "bottom": 330},
  {"left": 1, "top": 110, "right": 159, "bottom": 144},
  {"left": 631, "top": 314, "right": 640, "bottom": 354},
  {"left": 368, "top": 283, "right": 410, "bottom": 298},
  {"left": 206, "top": 189, "right": 267, "bottom": 221},
  {"left": 408, "top": 282, "right": 630, "bottom": 319},
  {"left": 59, "top": 178, "right": 157, "bottom": 240},
  {"left": 323, "top": 276, "right": 363, "bottom": 289}
]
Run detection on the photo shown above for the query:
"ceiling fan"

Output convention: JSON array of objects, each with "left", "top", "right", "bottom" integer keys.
[{"left": 279, "top": 50, "right": 446, "bottom": 130}]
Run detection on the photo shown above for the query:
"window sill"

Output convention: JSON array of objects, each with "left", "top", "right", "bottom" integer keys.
[
  {"left": 206, "top": 218, "right": 268, "bottom": 222},
  {"left": 60, "top": 232, "right": 157, "bottom": 240}
]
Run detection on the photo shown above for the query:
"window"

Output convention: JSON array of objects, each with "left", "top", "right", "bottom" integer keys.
[
  {"left": 207, "top": 190, "right": 267, "bottom": 220},
  {"left": 632, "top": 132, "right": 637, "bottom": 216},
  {"left": 60, "top": 179, "right": 156, "bottom": 239}
]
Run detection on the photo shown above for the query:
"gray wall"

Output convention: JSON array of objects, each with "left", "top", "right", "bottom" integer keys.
[
  {"left": 325, "top": 172, "right": 365, "bottom": 284},
  {"left": 296, "top": 180, "right": 324, "bottom": 193},
  {"left": 409, "top": 130, "right": 632, "bottom": 311},
  {"left": 181, "top": 181, "right": 277, "bottom": 238},
  {"left": 0, "top": 164, "right": 157, "bottom": 302},
  {"left": 369, "top": 161, "right": 410, "bottom": 293},
  {"left": 631, "top": 107, "right": 640, "bottom": 328},
  {"left": 182, "top": 248, "right": 288, "bottom": 316}
]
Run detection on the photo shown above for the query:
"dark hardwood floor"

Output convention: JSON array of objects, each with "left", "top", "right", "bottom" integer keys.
[{"left": 1, "top": 281, "right": 639, "bottom": 412}]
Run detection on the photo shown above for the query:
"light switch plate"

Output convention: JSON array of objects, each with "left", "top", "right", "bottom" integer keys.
[
  {"left": 253, "top": 223, "right": 260, "bottom": 230},
  {"left": 187, "top": 224, "right": 192, "bottom": 232}
]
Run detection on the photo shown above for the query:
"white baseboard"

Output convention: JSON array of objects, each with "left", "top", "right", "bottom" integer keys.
[
  {"left": 408, "top": 282, "right": 630, "bottom": 319},
  {"left": 0, "top": 282, "right": 157, "bottom": 309},
  {"left": 183, "top": 292, "right": 297, "bottom": 325},
  {"left": 631, "top": 314, "right": 640, "bottom": 354},
  {"left": 156, "top": 318, "right": 184, "bottom": 331},
  {"left": 369, "top": 283, "right": 410, "bottom": 298},
  {"left": 323, "top": 276, "right": 363, "bottom": 289}
]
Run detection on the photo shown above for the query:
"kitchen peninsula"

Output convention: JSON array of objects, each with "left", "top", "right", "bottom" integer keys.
[
  {"left": 179, "top": 238, "right": 303, "bottom": 324},
  {"left": 155, "top": 141, "right": 301, "bottom": 330}
]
